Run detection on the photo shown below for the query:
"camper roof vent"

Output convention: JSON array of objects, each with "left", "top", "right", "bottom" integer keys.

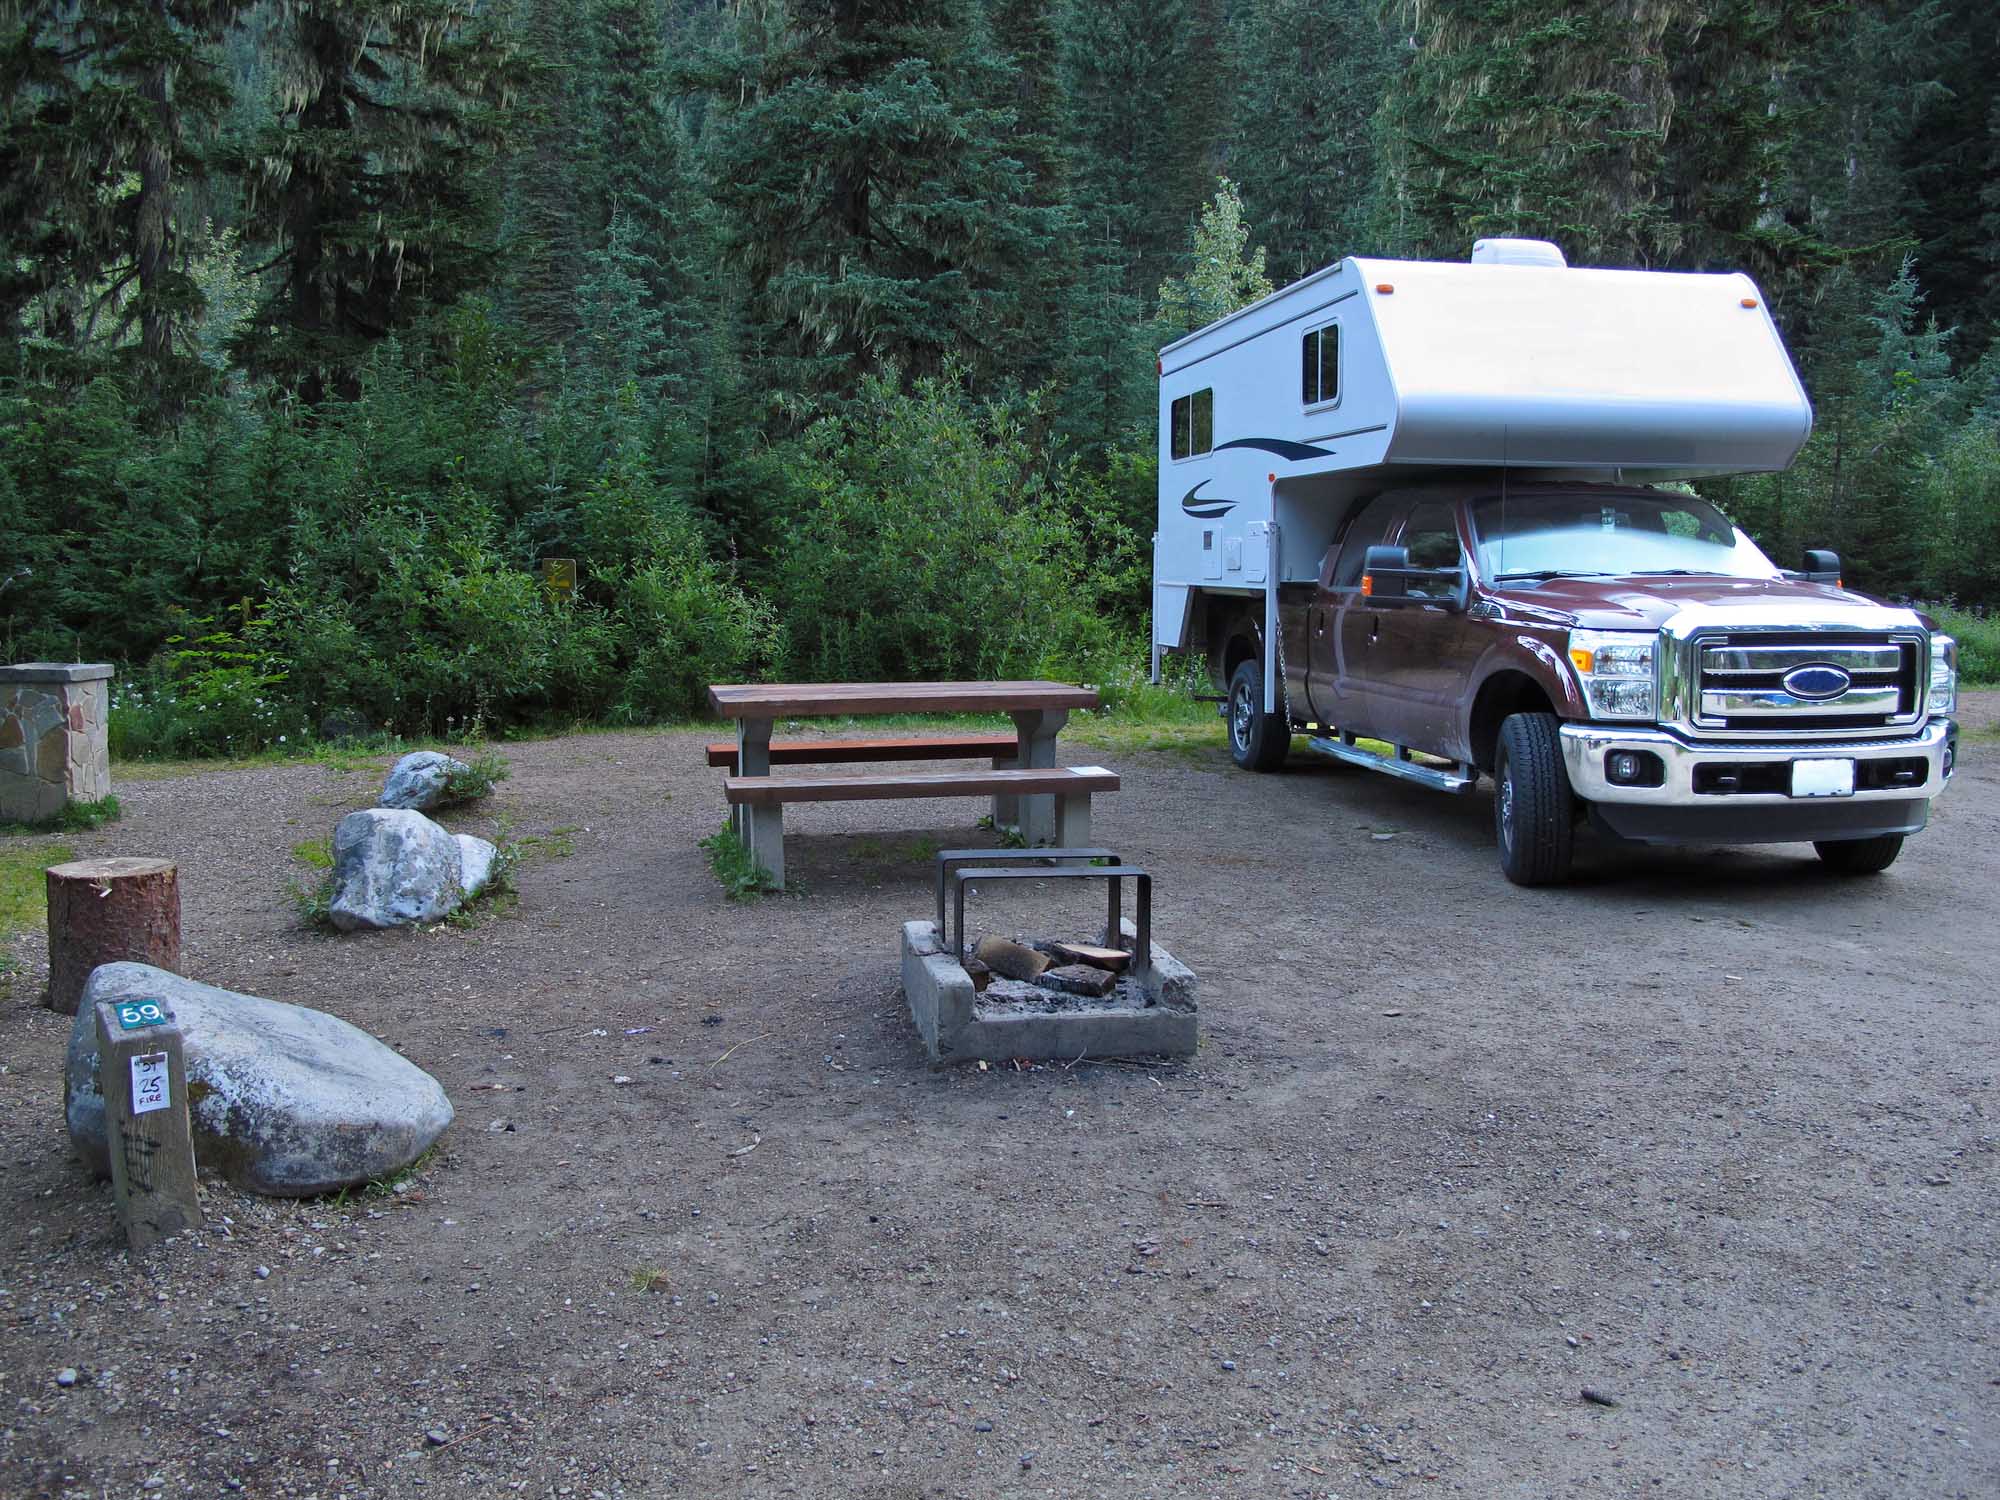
[{"left": 1470, "top": 237, "right": 1568, "bottom": 269}]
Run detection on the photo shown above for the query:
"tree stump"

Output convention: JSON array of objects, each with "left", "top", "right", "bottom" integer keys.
[{"left": 45, "top": 858, "right": 182, "bottom": 1016}]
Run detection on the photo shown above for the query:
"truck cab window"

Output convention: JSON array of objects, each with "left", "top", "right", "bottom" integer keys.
[
  {"left": 1302, "top": 325, "right": 1339, "bottom": 405},
  {"left": 1170, "top": 388, "right": 1213, "bottom": 460},
  {"left": 1330, "top": 496, "right": 1398, "bottom": 589},
  {"left": 1400, "top": 504, "right": 1461, "bottom": 569}
]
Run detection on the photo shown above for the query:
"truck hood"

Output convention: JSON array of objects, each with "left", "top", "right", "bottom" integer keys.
[{"left": 1491, "top": 574, "right": 1918, "bottom": 631}]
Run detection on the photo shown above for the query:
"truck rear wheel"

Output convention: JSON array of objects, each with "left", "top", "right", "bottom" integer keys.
[
  {"left": 1495, "top": 712, "right": 1574, "bottom": 886},
  {"left": 1227, "top": 659, "right": 1290, "bottom": 771},
  {"left": 1814, "top": 834, "right": 1903, "bottom": 874}
]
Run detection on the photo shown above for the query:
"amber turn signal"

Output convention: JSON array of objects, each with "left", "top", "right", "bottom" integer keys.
[
  {"left": 1569, "top": 646, "right": 1595, "bottom": 673},
  {"left": 1375, "top": 283, "right": 1395, "bottom": 294},
  {"left": 1360, "top": 575, "right": 1374, "bottom": 597}
]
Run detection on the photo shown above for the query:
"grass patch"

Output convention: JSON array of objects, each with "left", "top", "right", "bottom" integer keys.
[
  {"left": 1, "top": 840, "right": 73, "bottom": 940},
  {"left": 631, "top": 1266, "right": 671, "bottom": 1293},
  {"left": 0, "top": 794, "right": 121, "bottom": 835},
  {"left": 701, "top": 820, "right": 780, "bottom": 900},
  {"left": 1, "top": 840, "right": 74, "bottom": 990},
  {"left": 512, "top": 824, "right": 580, "bottom": 861},
  {"left": 291, "top": 835, "right": 333, "bottom": 869}
]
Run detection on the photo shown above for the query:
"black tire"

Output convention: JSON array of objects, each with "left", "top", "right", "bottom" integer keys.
[
  {"left": 1814, "top": 834, "right": 1903, "bottom": 875},
  {"left": 1226, "top": 658, "right": 1290, "bottom": 771},
  {"left": 1494, "top": 711, "right": 1575, "bottom": 886}
]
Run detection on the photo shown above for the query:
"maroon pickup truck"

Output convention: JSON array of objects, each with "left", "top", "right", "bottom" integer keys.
[{"left": 1207, "top": 479, "right": 1960, "bottom": 884}]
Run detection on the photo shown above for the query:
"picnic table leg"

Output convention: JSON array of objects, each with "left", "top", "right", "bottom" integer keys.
[
  {"left": 1054, "top": 790, "right": 1092, "bottom": 848},
  {"left": 734, "top": 717, "right": 773, "bottom": 842},
  {"left": 990, "top": 746, "right": 1021, "bottom": 834},
  {"left": 744, "top": 800, "right": 786, "bottom": 889},
  {"left": 1008, "top": 708, "right": 1069, "bottom": 845}
]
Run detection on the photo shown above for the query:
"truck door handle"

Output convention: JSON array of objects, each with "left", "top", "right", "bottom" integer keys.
[{"left": 1369, "top": 615, "right": 1380, "bottom": 642}]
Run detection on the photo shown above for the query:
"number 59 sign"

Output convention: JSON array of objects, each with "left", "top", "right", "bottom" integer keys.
[{"left": 115, "top": 999, "right": 169, "bottom": 1030}]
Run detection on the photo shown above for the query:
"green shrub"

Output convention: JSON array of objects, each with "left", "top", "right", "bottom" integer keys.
[
  {"left": 767, "top": 371, "right": 1132, "bottom": 684},
  {"left": 108, "top": 627, "right": 311, "bottom": 760},
  {"left": 1929, "top": 604, "right": 2000, "bottom": 685},
  {"left": 700, "top": 821, "right": 780, "bottom": 900},
  {"left": 441, "top": 747, "right": 511, "bottom": 804}
]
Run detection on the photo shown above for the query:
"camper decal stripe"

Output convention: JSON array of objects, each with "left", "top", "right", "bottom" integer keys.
[
  {"left": 1212, "top": 436, "right": 1334, "bottom": 461},
  {"left": 1180, "top": 480, "right": 1236, "bottom": 519}
]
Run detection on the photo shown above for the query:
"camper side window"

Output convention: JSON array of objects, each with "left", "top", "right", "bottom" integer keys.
[
  {"left": 1302, "top": 325, "right": 1340, "bottom": 406},
  {"left": 1169, "top": 388, "right": 1213, "bottom": 460}
]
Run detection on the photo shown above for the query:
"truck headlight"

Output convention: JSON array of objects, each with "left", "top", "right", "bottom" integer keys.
[
  {"left": 1568, "top": 629, "right": 1658, "bottom": 720},
  {"left": 1930, "top": 634, "right": 1957, "bottom": 715}
]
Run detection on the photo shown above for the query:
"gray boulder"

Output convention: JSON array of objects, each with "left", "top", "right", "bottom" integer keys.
[
  {"left": 329, "top": 808, "right": 463, "bottom": 930},
  {"left": 66, "top": 964, "right": 454, "bottom": 1197},
  {"left": 379, "top": 751, "right": 467, "bottom": 812},
  {"left": 455, "top": 834, "right": 499, "bottom": 898}
]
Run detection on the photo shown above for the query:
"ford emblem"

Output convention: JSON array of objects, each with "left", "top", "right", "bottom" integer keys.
[{"left": 1783, "top": 663, "right": 1852, "bottom": 700}]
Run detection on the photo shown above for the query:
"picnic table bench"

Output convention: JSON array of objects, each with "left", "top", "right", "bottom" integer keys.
[{"left": 706, "top": 681, "right": 1107, "bottom": 889}]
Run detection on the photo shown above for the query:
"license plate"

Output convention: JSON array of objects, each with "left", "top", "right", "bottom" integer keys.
[{"left": 1791, "top": 758, "right": 1856, "bottom": 798}]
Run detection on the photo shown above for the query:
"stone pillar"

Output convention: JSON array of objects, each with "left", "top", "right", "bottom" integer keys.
[{"left": 0, "top": 663, "right": 113, "bottom": 824}]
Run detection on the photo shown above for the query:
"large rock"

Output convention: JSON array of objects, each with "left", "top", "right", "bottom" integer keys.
[
  {"left": 378, "top": 751, "right": 468, "bottom": 812},
  {"left": 329, "top": 808, "right": 464, "bottom": 930},
  {"left": 455, "top": 834, "right": 499, "bottom": 898},
  {"left": 65, "top": 964, "right": 454, "bottom": 1197}
]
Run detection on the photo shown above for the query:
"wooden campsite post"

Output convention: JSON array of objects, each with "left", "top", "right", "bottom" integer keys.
[
  {"left": 94, "top": 997, "right": 201, "bottom": 1252},
  {"left": 45, "top": 858, "right": 181, "bottom": 1015}
]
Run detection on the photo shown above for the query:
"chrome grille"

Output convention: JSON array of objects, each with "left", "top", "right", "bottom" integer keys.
[{"left": 1690, "top": 634, "right": 1920, "bottom": 734}]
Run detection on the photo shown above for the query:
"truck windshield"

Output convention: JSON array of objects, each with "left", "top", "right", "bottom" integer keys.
[{"left": 1470, "top": 491, "right": 1779, "bottom": 581}]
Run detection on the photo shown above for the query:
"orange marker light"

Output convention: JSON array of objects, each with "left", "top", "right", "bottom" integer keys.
[
  {"left": 1569, "top": 647, "right": 1595, "bottom": 673},
  {"left": 1360, "top": 575, "right": 1374, "bottom": 597},
  {"left": 1267, "top": 472, "right": 1276, "bottom": 482},
  {"left": 1740, "top": 297, "right": 1758, "bottom": 308},
  {"left": 1375, "top": 283, "right": 1395, "bottom": 294}
]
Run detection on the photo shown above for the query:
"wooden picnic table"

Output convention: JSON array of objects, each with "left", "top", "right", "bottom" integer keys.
[{"left": 706, "top": 681, "right": 1104, "bottom": 879}]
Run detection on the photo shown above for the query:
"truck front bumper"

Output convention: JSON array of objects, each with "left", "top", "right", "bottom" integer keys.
[{"left": 1557, "top": 718, "right": 1957, "bottom": 846}]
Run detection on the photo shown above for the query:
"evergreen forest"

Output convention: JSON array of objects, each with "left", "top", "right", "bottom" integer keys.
[{"left": 4, "top": 0, "right": 1998, "bottom": 754}]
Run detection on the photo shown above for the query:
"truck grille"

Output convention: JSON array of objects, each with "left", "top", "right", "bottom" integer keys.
[{"left": 1690, "top": 634, "right": 1921, "bottom": 734}]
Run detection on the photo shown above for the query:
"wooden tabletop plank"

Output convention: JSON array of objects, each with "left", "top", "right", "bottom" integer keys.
[
  {"left": 704, "top": 734, "right": 1021, "bottom": 768},
  {"left": 707, "top": 681, "right": 1099, "bottom": 717}
]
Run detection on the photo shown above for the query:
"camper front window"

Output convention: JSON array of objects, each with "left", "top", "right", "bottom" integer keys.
[
  {"left": 1302, "top": 325, "right": 1339, "bottom": 406},
  {"left": 1170, "top": 388, "right": 1213, "bottom": 460}
]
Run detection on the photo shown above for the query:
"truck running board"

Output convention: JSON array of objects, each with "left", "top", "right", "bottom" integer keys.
[{"left": 1306, "top": 735, "right": 1478, "bottom": 795}]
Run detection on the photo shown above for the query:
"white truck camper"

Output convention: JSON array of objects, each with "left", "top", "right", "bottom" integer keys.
[
  {"left": 1152, "top": 238, "right": 1960, "bottom": 883},
  {"left": 1153, "top": 238, "right": 1813, "bottom": 708}
]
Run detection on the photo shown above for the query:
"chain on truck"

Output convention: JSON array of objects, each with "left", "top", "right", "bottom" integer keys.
[{"left": 1151, "top": 237, "right": 1960, "bottom": 885}]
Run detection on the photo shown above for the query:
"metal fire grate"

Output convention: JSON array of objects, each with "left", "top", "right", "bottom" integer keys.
[{"left": 933, "top": 847, "right": 1152, "bottom": 972}]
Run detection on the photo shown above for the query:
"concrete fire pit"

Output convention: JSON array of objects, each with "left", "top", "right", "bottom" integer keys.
[{"left": 900, "top": 850, "right": 1197, "bottom": 1064}]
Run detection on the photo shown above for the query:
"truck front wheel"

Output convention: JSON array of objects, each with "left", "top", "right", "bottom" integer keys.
[
  {"left": 1814, "top": 835, "right": 1903, "bottom": 874},
  {"left": 1227, "top": 659, "right": 1290, "bottom": 771},
  {"left": 1495, "top": 712, "right": 1575, "bottom": 886}
]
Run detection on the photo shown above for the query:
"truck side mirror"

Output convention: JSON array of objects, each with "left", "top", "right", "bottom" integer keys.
[
  {"left": 1361, "top": 545, "right": 1411, "bottom": 600},
  {"left": 1802, "top": 549, "right": 1841, "bottom": 585}
]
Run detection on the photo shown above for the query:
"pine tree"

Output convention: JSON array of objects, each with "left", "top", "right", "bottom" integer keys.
[
  {"left": 1227, "top": 0, "right": 1399, "bottom": 283},
  {"left": 230, "top": 0, "right": 521, "bottom": 400},
  {"left": 0, "top": 0, "right": 236, "bottom": 391},
  {"left": 1895, "top": 0, "right": 2000, "bottom": 356},
  {"left": 1060, "top": 0, "right": 1228, "bottom": 301},
  {"left": 1380, "top": 0, "right": 1832, "bottom": 283},
  {"left": 700, "top": 0, "right": 1065, "bottom": 393}
]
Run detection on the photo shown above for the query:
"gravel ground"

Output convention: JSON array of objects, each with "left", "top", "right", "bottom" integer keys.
[{"left": 1, "top": 696, "right": 1995, "bottom": 1500}]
